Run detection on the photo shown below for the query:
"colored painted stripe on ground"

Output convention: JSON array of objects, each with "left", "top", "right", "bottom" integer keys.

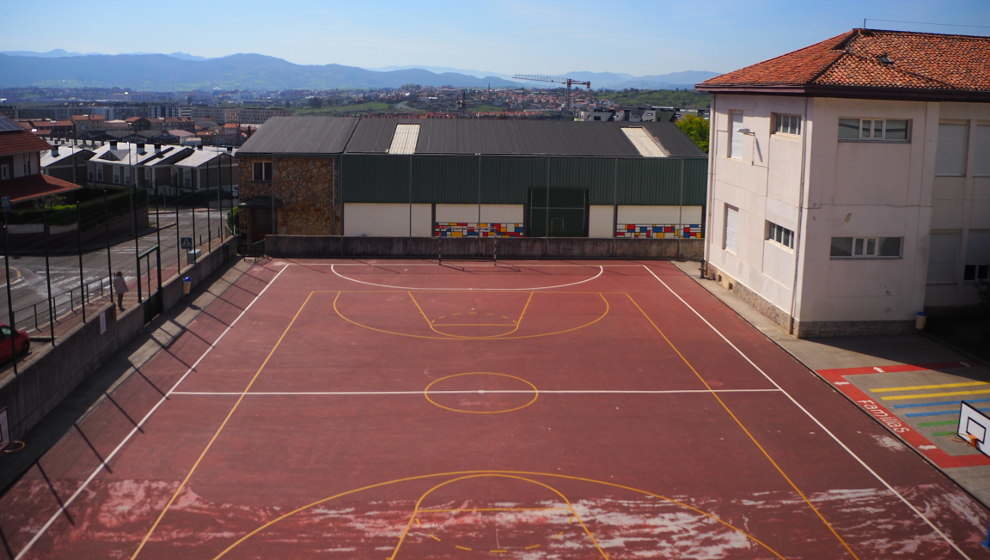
[
  {"left": 882, "top": 388, "right": 990, "bottom": 401},
  {"left": 931, "top": 431, "right": 959, "bottom": 437},
  {"left": 918, "top": 419, "right": 958, "bottom": 427},
  {"left": 893, "top": 398, "right": 990, "bottom": 409},
  {"left": 906, "top": 407, "right": 990, "bottom": 418},
  {"left": 872, "top": 381, "right": 988, "bottom": 393},
  {"left": 817, "top": 361, "right": 970, "bottom": 377}
]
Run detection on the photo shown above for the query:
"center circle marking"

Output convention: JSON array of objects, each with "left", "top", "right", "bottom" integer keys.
[{"left": 424, "top": 372, "right": 539, "bottom": 415}]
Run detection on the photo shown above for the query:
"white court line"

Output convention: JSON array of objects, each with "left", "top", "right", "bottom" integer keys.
[
  {"left": 641, "top": 264, "right": 971, "bottom": 559},
  {"left": 310, "top": 263, "right": 645, "bottom": 267},
  {"left": 330, "top": 263, "right": 604, "bottom": 291},
  {"left": 15, "top": 263, "right": 291, "bottom": 560},
  {"left": 172, "top": 388, "right": 782, "bottom": 396}
]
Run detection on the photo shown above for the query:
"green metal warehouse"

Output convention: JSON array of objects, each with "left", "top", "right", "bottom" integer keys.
[{"left": 237, "top": 117, "right": 707, "bottom": 241}]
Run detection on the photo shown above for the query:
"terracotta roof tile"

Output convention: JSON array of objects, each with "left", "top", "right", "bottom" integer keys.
[
  {"left": 698, "top": 29, "right": 990, "bottom": 96},
  {"left": 1, "top": 174, "right": 81, "bottom": 204},
  {"left": 0, "top": 129, "right": 51, "bottom": 156}
]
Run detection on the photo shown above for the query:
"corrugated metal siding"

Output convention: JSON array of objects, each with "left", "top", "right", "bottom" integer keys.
[
  {"left": 416, "top": 156, "right": 477, "bottom": 204},
  {"left": 342, "top": 154, "right": 707, "bottom": 206},
  {"left": 682, "top": 159, "right": 708, "bottom": 205},
  {"left": 341, "top": 154, "right": 409, "bottom": 202},
  {"left": 480, "top": 157, "right": 546, "bottom": 204}
]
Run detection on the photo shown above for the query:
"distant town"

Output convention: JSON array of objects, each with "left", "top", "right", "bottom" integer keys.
[{"left": 0, "top": 84, "right": 711, "bottom": 147}]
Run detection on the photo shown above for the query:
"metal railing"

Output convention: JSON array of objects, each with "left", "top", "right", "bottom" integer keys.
[{"left": 11, "top": 276, "right": 114, "bottom": 334}]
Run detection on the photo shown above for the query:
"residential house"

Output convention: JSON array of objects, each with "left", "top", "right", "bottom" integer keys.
[
  {"left": 0, "top": 116, "right": 81, "bottom": 209},
  {"left": 41, "top": 142, "right": 95, "bottom": 183},
  {"left": 173, "top": 147, "right": 239, "bottom": 195},
  {"left": 696, "top": 28, "right": 990, "bottom": 337}
]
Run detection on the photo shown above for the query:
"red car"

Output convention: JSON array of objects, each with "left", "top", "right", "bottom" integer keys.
[{"left": 0, "top": 324, "right": 29, "bottom": 363}]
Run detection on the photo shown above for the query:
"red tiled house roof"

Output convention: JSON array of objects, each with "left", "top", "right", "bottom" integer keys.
[
  {"left": 1, "top": 174, "right": 82, "bottom": 204},
  {"left": 0, "top": 129, "right": 51, "bottom": 156},
  {"left": 697, "top": 29, "right": 990, "bottom": 101}
]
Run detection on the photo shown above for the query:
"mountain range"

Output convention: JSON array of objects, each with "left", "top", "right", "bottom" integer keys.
[{"left": 0, "top": 50, "right": 717, "bottom": 91}]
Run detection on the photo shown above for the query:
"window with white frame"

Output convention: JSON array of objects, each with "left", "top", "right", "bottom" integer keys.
[
  {"left": 723, "top": 204, "right": 739, "bottom": 253},
  {"left": 729, "top": 111, "right": 744, "bottom": 159},
  {"left": 964, "top": 230, "right": 990, "bottom": 282},
  {"left": 766, "top": 221, "right": 794, "bottom": 249},
  {"left": 936, "top": 122, "right": 968, "bottom": 176},
  {"left": 927, "top": 232, "right": 961, "bottom": 283},
  {"left": 773, "top": 113, "right": 801, "bottom": 136},
  {"left": 253, "top": 161, "right": 272, "bottom": 182},
  {"left": 838, "top": 118, "right": 910, "bottom": 142},
  {"left": 975, "top": 124, "right": 990, "bottom": 177},
  {"left": 830, "top": 236, "right": 902, "bottom": 258}
]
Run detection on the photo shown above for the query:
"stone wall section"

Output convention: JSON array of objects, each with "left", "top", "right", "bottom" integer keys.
[{"left": 238, "top": 156, "right": 340, "bottom": 236}]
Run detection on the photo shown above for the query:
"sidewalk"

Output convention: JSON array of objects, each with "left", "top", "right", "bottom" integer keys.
[{"left": 673, "top": 260, "right": 990, "bottom": 506}]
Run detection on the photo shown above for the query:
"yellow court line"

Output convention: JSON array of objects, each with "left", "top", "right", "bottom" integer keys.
[
  {"left": 408, "top": 290, "right": 534, "bottom": 339},
  {"left": 332, "top": 291, "right": 611, "bottom": 342},
  {"left": 431, "top": 323, "right": 516, "bottom": 327},
  {"left": 882, "top": 388, "right": 990, "bottom": 401},
  {"left": 624, "top": 293, "right": 860, "bottom": 560},
  {"left": 872, "top": 381, "right": 988, "bottom": 393},
  {"left": 209, "top": 469, "right": 785, "bottom": 559},
  {"left": 130, "top": 291, "right": 315, "bottom": 560},
  {"left": 387, "top": 474, "right": 610, "bottom": 560},
  {"left": 424, "top": 372, "right": 539, "bottom": 415}
]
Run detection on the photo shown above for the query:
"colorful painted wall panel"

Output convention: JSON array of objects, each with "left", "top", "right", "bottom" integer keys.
[
  {"left": 433, "top": 222, "right": 526, "bottom": 238},
  {"left": 614, "top": 224, "right": 704, "bottom": 239}
]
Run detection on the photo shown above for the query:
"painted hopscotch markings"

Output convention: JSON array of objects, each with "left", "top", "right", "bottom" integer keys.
[
  {"left": 815, "top": 363, "right": 990, "bottom": 469},
  {"left": 872, "top": 380, "right": 988, "bottom": 393}
]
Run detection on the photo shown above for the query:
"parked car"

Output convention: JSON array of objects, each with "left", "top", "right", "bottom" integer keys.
[{"left": 0, "top": 324, "right": 29, "bottom": 363}]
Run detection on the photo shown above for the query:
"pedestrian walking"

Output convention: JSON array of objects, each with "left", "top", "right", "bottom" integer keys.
[{"left": 112, "top": 271, "right": 128, "bottom": 311}]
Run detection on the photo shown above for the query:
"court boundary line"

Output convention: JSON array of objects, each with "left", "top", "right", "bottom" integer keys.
[
  {"left": 640, "top": 264, "right": 970, "bottom": 559},
  {"left": 330, "top": 263, "right": 604, "bottom": 291},
  {"left": 170, "top": 389, "right": 783, "bottom": 396},
  {"left": 13, "top": 263, "right": 291, "bottom": 560},
  {"left": 624, "top": 292, "right": 859, "bottom": 559},
  {"left": 130, "top": 290, "right": 315, "bottom": 559}
]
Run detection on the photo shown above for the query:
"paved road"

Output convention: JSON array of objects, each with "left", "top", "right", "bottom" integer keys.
[{"left": 1, "top": 206, "right": 230, "bottom": 332}]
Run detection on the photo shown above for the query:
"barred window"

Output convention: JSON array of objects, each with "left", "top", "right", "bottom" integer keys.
[
  {"left": 773, "top": 114, "right": 801, "bottom": 136},
  {"left": 766, "top": 221, "right": 794, "bottom": 248}
]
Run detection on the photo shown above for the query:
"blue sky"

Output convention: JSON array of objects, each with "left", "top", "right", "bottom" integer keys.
[{"left": 3, "top": 0, "right": 989, "bottom": 75}]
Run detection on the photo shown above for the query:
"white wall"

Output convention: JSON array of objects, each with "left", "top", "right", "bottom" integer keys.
[
  {"left": 344, "top": 203, "right": 431, "bottom": 237},
  {"left": 480, "top": 204, "right": 523, "bottom": 223},
  {"left": 706, "top": 94, "right": 807, "bottom": 314},
  {"left": 435, "top": 204, "right": 523, "bottom": 224},
  {"left": 797, "top": 97, "right": 937, "bottom": 322},
  {"left": 618, "top": 205, "right": 687, "bottom": 224},
  {"left": 436, "top": 204, "right": 478, "bottom": 223},
  {"left": 589, "top": 205, "right": 614, "bottom": 238},
  {"left": 925, "top": 102, "right": 990, "bottom": 306}
]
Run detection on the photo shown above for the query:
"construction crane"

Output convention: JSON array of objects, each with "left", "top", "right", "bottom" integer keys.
[{"left": 512, "top": 74, "right": 591, "bottom": 115}]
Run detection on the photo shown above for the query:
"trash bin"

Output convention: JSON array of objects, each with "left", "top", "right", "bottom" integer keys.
[
  {"left": 186, "top": 249, "right": 200, "bottom": 266},
  {"left": 182, "top": 275, "right": 192, "bottom": 296},
  {"left": 915, "top": 311, "right": 927, "bottom": 330}
]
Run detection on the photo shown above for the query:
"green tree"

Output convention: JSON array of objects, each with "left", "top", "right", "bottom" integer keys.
[{"left": 675, "top": 114, "right": 710, "bottom": 153}]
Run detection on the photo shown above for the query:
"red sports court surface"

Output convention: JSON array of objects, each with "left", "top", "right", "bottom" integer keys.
[{"left": 2, "top": 260, "right": 989, "bottom": 559}]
